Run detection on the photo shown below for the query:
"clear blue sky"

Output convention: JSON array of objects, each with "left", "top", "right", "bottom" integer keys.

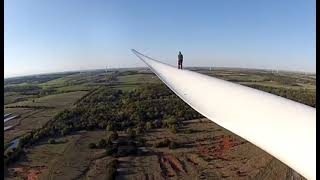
[{"left": 4, "top": 0, "right": 316, "bottom": 78}]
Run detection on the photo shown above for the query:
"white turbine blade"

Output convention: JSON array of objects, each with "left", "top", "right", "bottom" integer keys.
[{"left": 132, "top": 49, "right": 316, "bottom": 180}]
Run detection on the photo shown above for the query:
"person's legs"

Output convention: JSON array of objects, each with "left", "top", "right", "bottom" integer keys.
[
  {"left": 178, "top": 61, "right": 182, "bottom": 69},
  {"left": 181, "top": 62, "right": 183, "bottom": 69}
]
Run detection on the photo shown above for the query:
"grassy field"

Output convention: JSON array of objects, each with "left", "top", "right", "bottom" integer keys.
[
  {"left": 7, "top": 130, "right": 113, "bottom": 180},
  {"left": 117, "top": 74, "right": 160, "bottom": 84},
  {"left": 55, "top": 84, "right": 92, "bottom": 92},
  {"left": 4, "top": 91, "right": 88, "bottom": 144},
  {"left": 4, "top": 70, "right": 107, "bottom": 105},
  {"left": 5, "top": 91, "right": 87, "bottom": 108},
  {"left": 111, "top": 73, "right": 161, "bottom": 91},
  {"left": 4, "top": 93, "right": 32, "bottom": 105},
  {"left": 202, "top": 69, "right": 315, "bottom": 88}
]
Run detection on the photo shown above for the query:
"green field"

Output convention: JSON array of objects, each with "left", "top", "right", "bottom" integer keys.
[
  {"left": 4, "top": 91, "right": 88, "bottom": 144},
  {"left": 111, "top": 73, "right": 161, "bottom": 91}
]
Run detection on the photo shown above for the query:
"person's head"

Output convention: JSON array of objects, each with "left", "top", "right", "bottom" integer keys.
[{"left": 179, "top": 51, "right": 181, "bottom": 54}]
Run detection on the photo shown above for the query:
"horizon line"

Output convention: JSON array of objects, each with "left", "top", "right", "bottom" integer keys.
[{"left": 4, "top": 66, "right": 316, "bottom": 80}]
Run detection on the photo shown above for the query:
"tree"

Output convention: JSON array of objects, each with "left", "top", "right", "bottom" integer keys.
[
  {"left": 153, "top": 120, "right": 162, "bottom": 128},
  {"left": 61, "top": 127, "right": 70, "bottom": 136},
  {"left": 48, "top": 138, "right": 55, "bottom": 144},
  {"left": 105, "top": 147, "right": 113, "bottom": 155},
  {"left": 89, "top": 143, "right": 96, "bottom": 149},
  {"left": 170, "top": 125, "right": 178, "bottom": 134},
  {"left": 98, "top": 139, "right": 107, "bottom": 148},
  {"left": 169, "top": 141, "right": 179, "bottom": 149},
  {"left": 146, "top": 122, "right": 152, "bottom": 130},
  {"left": 164, "top": 116, "right": 177, "bottom": 128},
  {"left": 185, "top": 129, "right": 194, "bottom": 134},
  {"left": 106, "top": 159, "right": 118, "bottom": 180},
  {"left": 135, "top": 127, "right": 143, "bottom": 135},
  {"left": 106, "top": 138, "right": 113, "bottom": 146},
  {"left": 153, "top": 139, "right": 170, "bottom": 148},
  {"left": 106, "top": 123, "right": 114, "bottom": 131},
  {"left": 127, "top": 128, "right": 136, "bottom": 138},
  {"left": 136, "top": 137, "right": 146, "bottom": 146},
  {"left": 109, "top": 131, "right": 118, "bottom": 141}
]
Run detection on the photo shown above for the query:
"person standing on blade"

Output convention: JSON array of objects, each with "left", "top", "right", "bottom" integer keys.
[{"left": 178, "top": 51, "right": 183, "bottom": 69}]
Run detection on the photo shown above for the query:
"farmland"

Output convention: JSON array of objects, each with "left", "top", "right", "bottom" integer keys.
[{"left": 4, "top": 67, "right": 314, "bottom": 180}]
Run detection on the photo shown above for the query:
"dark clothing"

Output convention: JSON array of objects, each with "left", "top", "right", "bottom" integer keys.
[
  {"left": 178, "top": 61, "right": 182, "bottom": 69},
  {"left": 178, "top": 53, "right": 183, "bottom": 69}
]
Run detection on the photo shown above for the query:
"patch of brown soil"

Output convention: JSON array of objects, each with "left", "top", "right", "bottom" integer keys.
[
  {"left": 11, "top": 167, "right": 24, "bottom": 174},
  {"left": 158, "top": 153, "right": 187, "bottom": 177},
  {"left": 163, "top": 154, "right": 186, "bottom": 173},
  {"left": 9, "top": 165, "right": 47, "bottom": 180},
  {"left": 186, "top": 154, "right": 208, "bottom": 167},
  {"left": 221, "top": 135, "right": 233, "bottom": 152},
  {"left": 158, "top": 154, "right": 175, "bottom": 177},
  {"left": 196, "top": 135, "right": 245, "bottom": 161}
]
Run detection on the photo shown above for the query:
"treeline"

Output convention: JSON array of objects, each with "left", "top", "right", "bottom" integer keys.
[
  {"left": 73, "top": 86, "right": 102, "bottom": 105},
  {"left": 214, "top": 72, "right": 315, "bottom": 87},
  {"left": 4, "top": 85, "right": 42, "bottom": 95},
  {"left": 117, "top": 70, "right": 139, "bottom": 76},
  {"left": 5, "top": 105, "right": 54, "bottom": 109},
  {"left": 263, "top": 75, "right": 302, "bottom": 86},
  {"left": 4, "top": 72, "right": 77, "bottom": 85},
  {"left": 245, "top": 84, "right": 316, "bottom": 107},
  {"left": 4, "top": 84, "right": 58, "bottom": 97}
]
